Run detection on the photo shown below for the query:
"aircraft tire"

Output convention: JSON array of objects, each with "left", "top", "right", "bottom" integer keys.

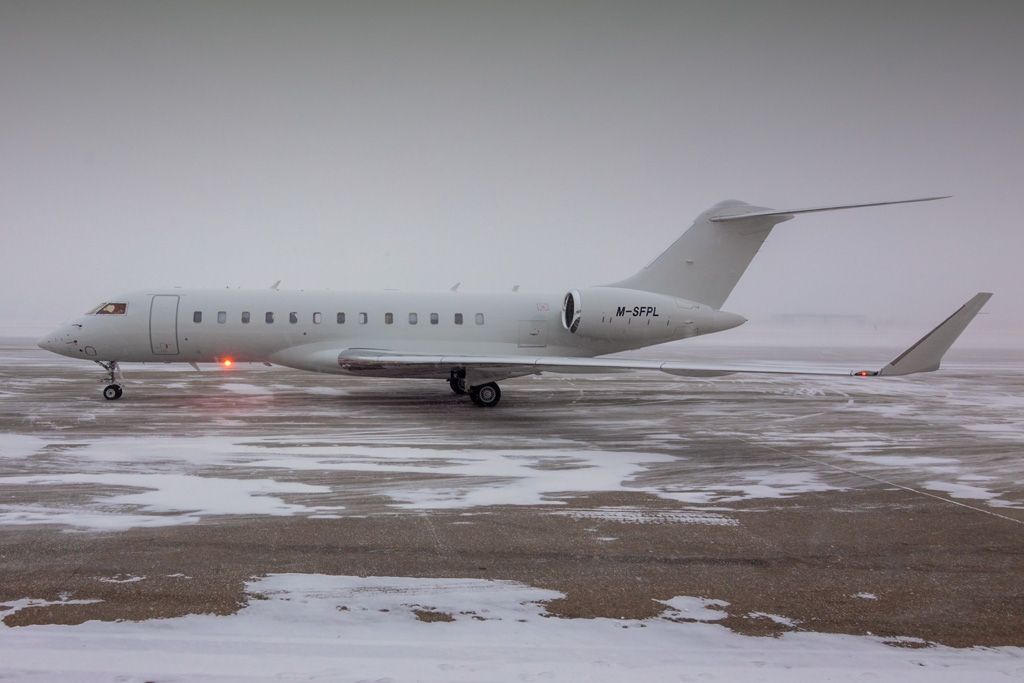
[
  {"left": 469, "top": 382, "right": 501, "bottom": 407},
  {"left": 103, "top": 384, "right": 123, "bottom": 401}
]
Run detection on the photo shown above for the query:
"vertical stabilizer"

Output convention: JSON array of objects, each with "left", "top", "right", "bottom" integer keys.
[
  {"left": 606, "top": 196, "right": 948, "bottom": 309},
  {"left": 606, "top": 200, "right": 786, "bottom": 309}
]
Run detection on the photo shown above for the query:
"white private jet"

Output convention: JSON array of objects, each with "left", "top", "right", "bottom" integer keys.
[{"left": 39, "top": 197, "right": 991, "bottom": 407}]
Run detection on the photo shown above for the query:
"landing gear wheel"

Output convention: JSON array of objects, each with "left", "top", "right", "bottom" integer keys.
[
  {"left": 449, "top": 377, "right": 468, "bottom": 395},
  {"left": 469, "top": 382, "right": 501, "bottom": 407},
  {"left": 96, "top": 361, "right": 124, "bottom": 400}
]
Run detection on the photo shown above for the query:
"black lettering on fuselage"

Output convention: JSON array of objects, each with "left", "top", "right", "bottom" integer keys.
[{"left": 616, "top": 306, "right": 659, "bottom": 318}]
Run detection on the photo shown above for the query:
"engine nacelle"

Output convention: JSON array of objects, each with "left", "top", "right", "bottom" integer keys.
[
  {"left": 562, "top": 289, "right": 583, "bottom": 333},
  {"left": 561, "top": 287, "right": 744, "bottom": 342}
]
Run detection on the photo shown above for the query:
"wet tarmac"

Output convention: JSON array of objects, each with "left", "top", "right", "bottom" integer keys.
[{"left": 1, "top": 338, "right": 1022, "bottom": 650}]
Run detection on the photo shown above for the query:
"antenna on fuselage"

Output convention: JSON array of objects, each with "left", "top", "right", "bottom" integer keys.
[
  {"left": 450, "top": 282, "right": 461, "bottom": 292},
  {"left": 512, "top": 285, "right": 520, "bottom": 292},
  {"left": 270, "top": 280, "right": 281, "bottom": 290}
]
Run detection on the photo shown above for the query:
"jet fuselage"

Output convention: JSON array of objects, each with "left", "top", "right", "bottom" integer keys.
[{"left": 39, "top": 288, "right": 746, "bottom": 373}]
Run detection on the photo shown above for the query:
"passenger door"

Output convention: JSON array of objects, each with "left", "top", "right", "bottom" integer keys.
[{"left": 150, "top": 295, "right": 180, "bottom": 355}]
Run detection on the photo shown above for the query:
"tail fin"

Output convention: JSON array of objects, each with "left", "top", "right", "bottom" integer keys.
[{"left": 606, "top": 196, "right": 948, "bottom": 309}]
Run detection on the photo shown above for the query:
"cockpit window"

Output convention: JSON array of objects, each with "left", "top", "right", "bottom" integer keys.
[{"left": 90, "top": 303, "right": 127, "bottom": 315}]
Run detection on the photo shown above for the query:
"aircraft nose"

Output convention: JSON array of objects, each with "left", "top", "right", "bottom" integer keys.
[
  {"left": 38, "top": 326, "right": 74, "bottom": 355},
  {"left": 38, "top": 333, "right": 58, "bottom": 352}
]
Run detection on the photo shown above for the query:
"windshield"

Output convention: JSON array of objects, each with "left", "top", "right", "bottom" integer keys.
[{"left": 87, "top": 302, "right": 128, "bottom": 315}]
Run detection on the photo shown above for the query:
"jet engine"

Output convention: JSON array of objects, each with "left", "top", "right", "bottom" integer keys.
[{"left": 562, "top": 289, "right": 583, "bottom": 333}]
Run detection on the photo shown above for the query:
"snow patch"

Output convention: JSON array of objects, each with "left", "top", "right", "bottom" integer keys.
[
  {"left": 660, "top": 471, "right": 839, "bottom": 505},
  {"left": 925, "top": 480, "right": 1021, "bottom": 508},
  {"left": 844, "top": 455, "right": 958, "bottom": 467},
  {"left": 0, "top": 434, "right": 48, "bottom": 459},
  {"left": 6, "top": 575, "right": 1013, "bottom": 682},
  {"left": 749, "top": 611, "right": 799, "bottom": 627},
  {"left": 657, "top": 596, "right": 729, "bottom": 621},
  {"left": 219, "top": 383, "right": 274, "bottom": 396},
  {"left": 95, "top": 575, "right": 145, "bottom": 584},
  {"left": 1, "top": 597, "right": 103, "bottom": 621},
  {"left": 0, "top": 473, "right": 344, "bottom": 530}
]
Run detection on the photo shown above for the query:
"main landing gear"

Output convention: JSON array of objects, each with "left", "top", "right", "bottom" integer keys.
[
  {"left": 96, "top": 361, "right": 123, "bottom": 401},
  {"left": 449, "top": 375, "right": 468, "bottom": 395},
  {"left": 469, "top": 382, "right": 501, "bottom": 408},
  {"left": 449, "top": 370, "right": 501, "bottom": 407}
]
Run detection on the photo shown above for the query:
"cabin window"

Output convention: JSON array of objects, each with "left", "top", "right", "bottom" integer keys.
[
  {"left": 337, "top": 312, "right": 346, "bottom": 324},
  {"left": 289, "top": 312, "right": 298, "bottom": 324},
  {"left": 217, "top": 311, "right": 227, "bottom": 324},
  {"left": 93, "top": 303, "right": 127, "bottom": 315},
  {"left": 266, "top": 312, "right": 274, "bottom": 324},
  {"left": 409, "top": 312, "right": 418, "bottom": 325},
  {"left": 430, "top": 313, "right": 438, "bottom": 325},
  {"left": 193, "top": 311, "right": 202, "bottom": 323},
  {"left": 359, "top": 312, "right": 368, "bottom": 324},
  {"left": 385, "top": 312, "right": 394, "bottom": 325},
  {"left": 313, "top": 312, "right": 322, "bottom": 324},
  {"left": 241, "top": 311, "right": 250, "bottom": 324},
  {"left": 475, "top": 313, "right": 485, "bottom": 325},
  {"left": 454, "top": 313, "right": 463, "bottom": 325}
]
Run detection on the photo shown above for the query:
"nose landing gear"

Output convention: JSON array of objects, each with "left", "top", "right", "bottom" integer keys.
[{"left": 96, "top": 361, "right": 123, "bottom": 401}]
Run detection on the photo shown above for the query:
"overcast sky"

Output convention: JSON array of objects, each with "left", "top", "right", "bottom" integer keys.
[{"left": 2, "top": 0, "right": 1021, "bottom": 338}]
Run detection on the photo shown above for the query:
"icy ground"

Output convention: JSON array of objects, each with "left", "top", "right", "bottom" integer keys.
[
  {"left": 0, "top": 434, "right": 847, "bottom": 529},
  {"left": 2, "top": 343, "right": 1022, "bottom": 531},
  {"left": 2, "top": 426, "right": 1020, "bottom": 530},
  {"left": 2, "top": 573, "right": 1022, "bottom": 682},
  {"left": 1, "top": 342, "right": 1023, "bottom": 680}
]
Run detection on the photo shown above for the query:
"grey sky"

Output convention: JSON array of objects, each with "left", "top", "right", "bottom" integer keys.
[{"left": 2, "top": 0, "right": 1021, "bottom": 337}]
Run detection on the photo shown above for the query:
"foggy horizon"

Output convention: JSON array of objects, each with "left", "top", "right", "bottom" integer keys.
[{"left": 2, "top": 1, "right": 1022, "bottom": 342}]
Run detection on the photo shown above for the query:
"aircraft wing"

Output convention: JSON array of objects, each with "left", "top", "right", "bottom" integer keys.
[
  {"left": 336, "top": 293, "right": 992, "bottom": 382},
  {"left": 339, "top": 351, "right": 851, "bottom": 379}
]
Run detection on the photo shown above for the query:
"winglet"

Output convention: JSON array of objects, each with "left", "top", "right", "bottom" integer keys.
[{"left": 870, "top": 293, "right": 992, "bottom": 376}]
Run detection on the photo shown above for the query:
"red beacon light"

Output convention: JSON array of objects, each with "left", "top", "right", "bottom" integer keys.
[
  {"left": 221, "top": 358, "right": 234, "bottom": 368},
  {"left": 853, "top": 370, "right": 878, "bottom": 377}
]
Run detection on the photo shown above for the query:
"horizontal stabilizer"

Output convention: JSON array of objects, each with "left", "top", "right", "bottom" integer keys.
[
  {"left": 709, "top": 196, "right": 949, "bottom": 223},
  {"left": 608, "top": 195, "right": 948, "bottom": 309},
  {"left": 877, "top": 292, "right": 992, "bottom": 376}
]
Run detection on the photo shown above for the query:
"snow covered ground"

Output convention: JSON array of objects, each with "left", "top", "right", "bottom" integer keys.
[
  {"left": 0, "top": 417, "right": 1020, "bottom": 531},
  {"left": 0, "top": 432, "right": 849, "bottom": 530},
  {"left": 1, "top": 341, "right": 1022, "bottom": 680},
  {"left": 2, "top": 573, "right": 1022, "bottom": 682}
]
